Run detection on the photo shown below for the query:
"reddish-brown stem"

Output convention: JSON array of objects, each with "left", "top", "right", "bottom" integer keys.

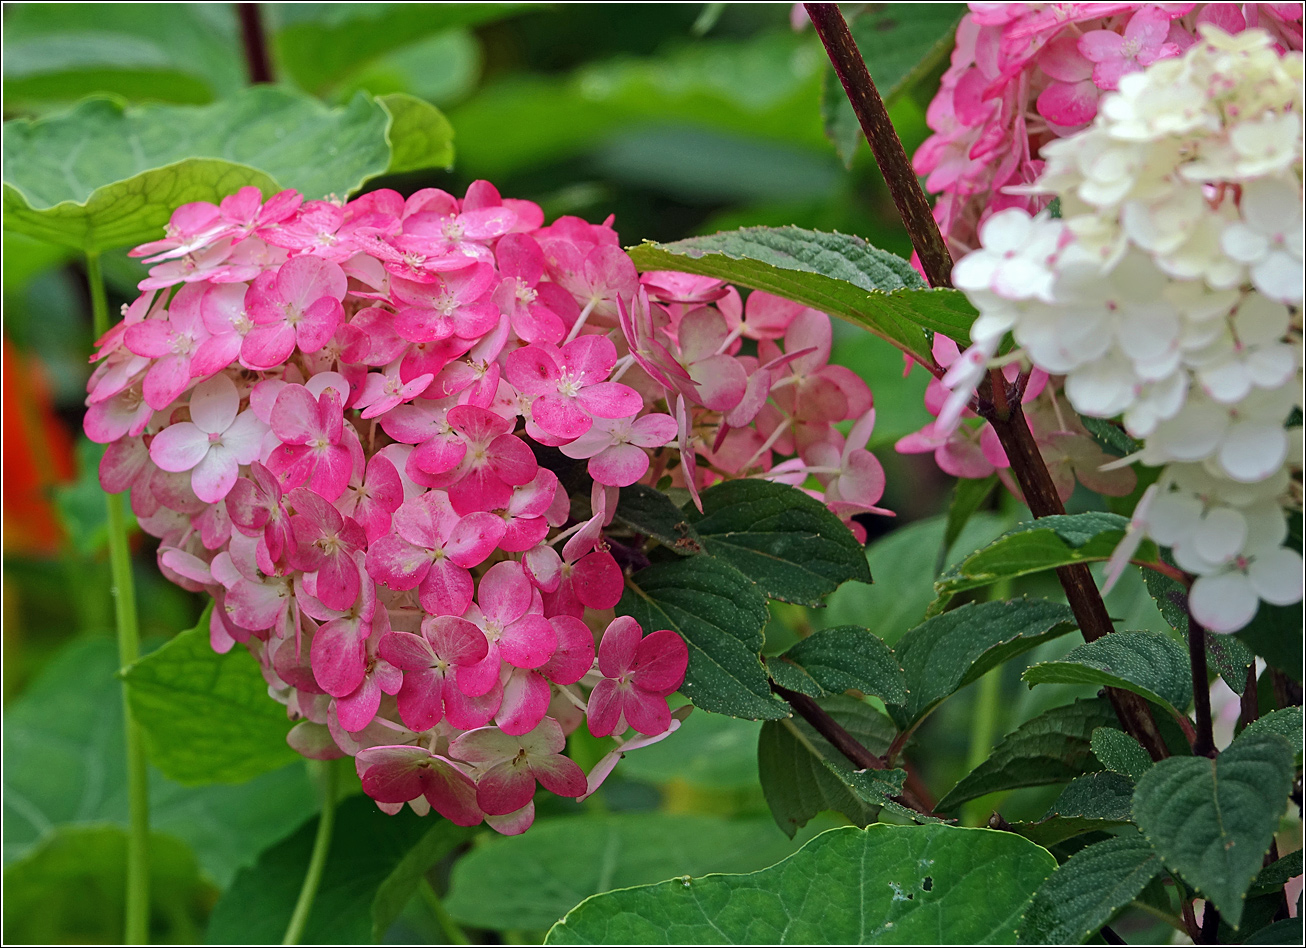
[
  {"left": 1238, "top": 665, "right": 1260, "bottom": 731},
  {"left": 239, "top": 3, "right": 275, "bottom": 84},
  {"left": 1180, "top": 896, "right": 1202, "bottom": 942},
  {"left": 804, "top": 3, "right": 954, "bottom": 289},
  {"left": 1188, "top": 620, "right": 1217, "bottom": 758},
  {"left": 772, "top": 683, "right": 935, "bottom": 817},
  {"left": 1134, "top": 558, "right": 1191, "bottom": 586}
]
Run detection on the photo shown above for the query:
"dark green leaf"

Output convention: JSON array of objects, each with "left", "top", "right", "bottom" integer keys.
[
  {"left": 627, "top": 227, "right": 979, "bottom": 365},
  {"left": 931, "top": 513, "right": 1145, "bottom": 615},
  {"left": 824, "top": 5, "right": 965, "bottom": 166},
  {"left": 1236, "top": 601, "right": 1304, "bottom": 682},
  {"left": 123, "top": 607, "right": 300, "bottom": 784},
  {"left": 1090, "top": 727, "right": 1153, "bottom": 781},
  {"left": 1251, "top": 848, "right": 1302, "bottom": 895},
  {"left": 269, "top": 2, "right": 528, "bottom": 95},
  {"left": 1241, "top": 917, "right": 1305, "bottom": 944},
  {"left": 941, "top": 474, "right": 998, "bottom": 573},
  {"left": 891, "top": 598, "right": 1079, "bottom": 728},
  {"left": 688, "top": 479, "right": 871, "bottom": 606},
  {"left": 446, "top": 814, "right": 810, "bottom": 932},
  {"left": 1243, "top": 707, "right": 1303, "bottom": 760},
  {"left": 758, "top": 695, "right": 896, "bottom": 837},
  {"left": 619, "top": 557, "right": 787, "bottom": 720},
  {"left": 614, "top": 483, "right": 704, "bottom": 555},
  {"left": 768, "top": 625, "right": 906, "bottom": 704},
  {"left": 1022, "top": 631, "right": 1192, "bottom": 715},
  {"left": 545, "top": 823, "right": 1058, "bottom": 944},
  {"left": 1144, "top": 568, "right": 1254, "bottom": 694},
  {"left": 207, "top": 791, "right": 473, "bottom": 943},
  {"left": 1132, "top": 730, "right": 1294, "bottom": 927},
  {"left": 2, "top": 636, "right": 314, "bottom": 885},
  {"left": 2, "top": 825, "right": 213, "bottom": 944},
  {"left": 1019, "top": 831, "right": 1161, "bottom": 945},
  {"left": 3, "top": 86, "right": 454, "bottom": 251},
  {"left": 1044, "top": 772, "right": 1135, "bottom": 823},
  {"left": 936, "top": 698, "right": 1118, "bottom": 812},
  {"left": 1078, "top": 417, "right": 1142, "bottom": 458},
  {"left": 817, "top": 512, "right": 1009, "bottom": 645},
  {"left": 1205, "top": 630, "right": 1255, "bottom": 697}
]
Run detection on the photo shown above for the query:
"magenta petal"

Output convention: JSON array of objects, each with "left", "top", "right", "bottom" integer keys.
[
  {"left": 366, "top": 535, "right": 431, "bottom": 590},
  {"left": 495, "top": 669, "right": 551, "bottom": 735},
  {"left": 572, "top": 552, "right": 624, "bottom": 610},
  {"left": 423, "top": 758, "right": 484, "bottom": 826},
  {"left": 498, "top": 614, "right": 557, "bottom": 670},
  {"left": 597, "top": 616, "right": 642, "bottom": 678},
  {"left": 357, "top": 745, "right": 430, "bottom": 803},
  {"left": 379, "top": 630, "right": 436, "bottom": 670},
  {"left": 311, "top": 618, "right": 368, "bottom": 697},
  {"left": 532, "top": 394, "right": 591, "bottom": 439},
  {"left": 504, "top": 345, "right": 559, "bottom": 395},
  {"left": 540, "top": 616, "right": 595, "bottom": 685},
  {"left": 396, "top": 667, "right": 447, "bottom": 731},
  {"left": 586, "top": 678, "right": 623, "bottom": 737},
  {"left": 624, "top": 689, "right": 672, "bottom": 736},
  {"left": 530, "top": 754, "right": 588, "bottom": 799},
  {"left": 446, "top": 512, "right": 507, "bottom": 567},
  {"left": 476, "top": 760, "right": 537, "bottom": 815},
  {"left": 629, "top": 629, "right": 688, "bottom": 695},
  {"left": 419, "top": 559, "right": 475, "bottom": 616},
  {"left": 577, "top": 382, "right": 643, "bottom": 419},
  {"left": 589, "top": 443, "right": 649, "bottom": 487},
  {"left": 424, "top": 614, "right": 490, "bottom": 665},
  {"left": 444, "top": 678, "right": 502, "bottom": 728}
]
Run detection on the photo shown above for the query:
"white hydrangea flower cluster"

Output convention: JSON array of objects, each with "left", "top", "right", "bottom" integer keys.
[{"left": 945, "top": 26, "right": 1304, "bottom": 634}]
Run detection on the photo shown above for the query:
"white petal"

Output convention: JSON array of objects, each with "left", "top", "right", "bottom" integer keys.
[
  {"left": 1188, "top": 571, "right": 1260, "bottom": 633},
  {"left": 189, "top": 373, "right": 239, "bottom": 434},
  {"left": 1191, "top": 507, "right": 1247, "bottom": 566},
  {"left": 1144, "top": 492, "right": 1202, "bottom": 545},
  {"left": 1219, "top": 222, "right": 1267, "bottom": 264},
  {"left": 1217, "top": 422, "right": 1287, "bottom": 483},
  {"left": 1251, "top": 251, "right": 1304, "bottom": 305},
  {"left": 1248, "top": 548, "right": 1305, "bottom": 605}
]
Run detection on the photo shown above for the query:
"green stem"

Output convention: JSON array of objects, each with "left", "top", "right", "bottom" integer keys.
[
  {"left": 420, "top": 878, "right": 470, "bottom": 945},
  {"left": 282, "top": 760, "right": 340, "bottom": 945},
  {"left": 88, "top": 252, "right": 150, "bottom": 945}
]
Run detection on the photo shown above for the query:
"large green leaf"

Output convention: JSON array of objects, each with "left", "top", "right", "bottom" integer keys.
[
  {"left": 2, "top": 825, "right": 212, "bottom": 944},
  {"left": 614, "top": 483, "right": 704, "bottom": 555},
  {"left": 618, "top": 556, "right": 788, "bottom": 720},
  {"left": 1019, "top": 831, "right": 1161, "bottom": 945},
  {"left": 1132, "top": 730, "right": 1294, "bottom": 927},
  {"left": 2, "top": 636, "right": 314, "bottom": 887},
  {"left": 122, "top": 610, "right": 300, "bottom": 784},
  {"left": 767, "top": 625, "right": 906, "bottom": 705},
  {"left": 2, "top": 85, "right": 454, "bottom": 252},
  {"left": 3, "top": 3, "right": 245, "bottom": 107},
  {"left": 687, "top": 479, "right": 871, "bottom": 606},
  {"left": 446, "top": 814, "right": 810, "bottom": 932},
  {"left": 269, "top": 3, "right": 528, "bottom": 96},
  {"left": 890, "top": 598, "right": 1079, "bottom": 728},
  {"left": 822, "top": 5, "right": 965, "bottom": 166},
  {"left": 757, "top": 695, "right": 898, "bottom": 837},
  {"left": 936, "top": 698, "right": 1118, "bottom": 813},
  {"left": 1022, "top": 631, "right": 1192, "bottom": 716},
  {"left": 546, "top": 823, "right": 1058, "bottom": 944},
  {"left": 1006, "top": 770, "right": 1136, "bottom": 848},
  {"left": 1243, "top": 707, "right": 1304, "bottom": 761},
  {"left": 207, "top": 791, "right": 473, "bottom": 944},
  {"left": 930, "top": 512, "right": 1145, "bottom": 615},
  {"left": 1090, "top": 727, "right": 1153, "bottom": 781},
  {"left": 627, "top": 227, "right": 978, "bottom": 364}
]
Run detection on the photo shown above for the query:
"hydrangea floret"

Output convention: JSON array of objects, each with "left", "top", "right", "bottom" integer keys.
[
  {"left": 85, "top": 180, "right": 893, "bottom": 833},
  {"left": 934, "top": 24, "right": 1304, "bottom": 634}
]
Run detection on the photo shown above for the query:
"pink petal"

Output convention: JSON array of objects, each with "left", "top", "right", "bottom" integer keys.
[
  {"left": 630, "top": 629, "right": 688, "bottom": 695},
  {"left": 475, "top": 760, "right": 536, "bottom": 815},
  {"left": 150, "top": 423, "right": 210, "bottom": 472},
  {"left": 577, "top": 382, "right": 643, "bottom": 419},
  {"left": 597, "top": 615, "right": 642, "bottom": 678},
  {"left": 589, "top": 443, "right": 650, "bottom": 487},
  {"left": 495, "top": 669, "right": 552, "bottom": 735},
  {"left": 540, "top": 615, "right": 596, "bottom": 685},
  {"left": 498, "top": 614, "right": 557, "bottom": 670},
  {"left": 311, "top": 618, "right": 368, "bottom": 697}
]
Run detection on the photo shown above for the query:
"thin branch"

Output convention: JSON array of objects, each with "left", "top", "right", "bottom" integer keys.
[
  {"left": 1188, "top": 621, "right": 1217, "bottom": 758},
  {"left": 804, "top": 3, "right": 954, "bottom": 288},
  {"left": 238, "top": 3, "right": 275, "bottom": 84}
]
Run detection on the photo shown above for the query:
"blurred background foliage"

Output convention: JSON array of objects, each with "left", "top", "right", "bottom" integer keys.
[{"left": 2, "top": 4, "right": 1194, "bottom": 944}]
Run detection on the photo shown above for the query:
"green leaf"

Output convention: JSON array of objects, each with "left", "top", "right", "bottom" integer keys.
[
  {"left": 1144, "top": 568, "right": 1254, "bottom": 694},
  {"left": 1251, "top": 848, "right": 1302, "bottom": 895},
  {"left": 817, "top": 512, "right": 1009, "bottom": 645},
  {"left": 377, "top": 92, "right": 455, "bottom": 174},
  {"left": 931, "top": 513, "right": 1144, "bottom": 615},
  {"left": 891, "top": 598, "right": 1079, "bottom": 728},
  {"left": 1236, "top": 600, "right": 1304, "bottom": 683},
  {"left": 758, "top": 695, "right": 896, "bottom": 837},
  {"left": 687, "top": 478, "right": 871, "bottom": 606},
  {"left": 823, "top": 5, "right": 965, "bottom": 167},
  {"left": 446, "top": 814, "right": 811, "bottom": 932},
  {"left": 1090, "top": 727, "right": 1153, "bottom": 781},
  {"left": 1, "top": 229, "right": 73, "bottom": 292},
  {"left": 768, "top": 626, "right": 906, "bottom": 705},
  {"left": 936, "top": 698, "right": 1118, "bottom": 812},
  {"left": 269, "top": 2, "right": 529, "bottom": 95},
  {"left": 614, "top": 483, "right": 704, "bottom": 555},
  {"left": 1022, "top": 631, "right": 1192, "bottom": 716},
  {"left": 2, "top": 3, "right": 245, "bottom": 107},
  {"left": 207, "top": 791, "right": 473, "bottom": 943},
  {"left": 1241, "top": 918, "right": 1305, "bottom": 944},
  {"left": 546, "top": 823, "right": 1058, "bottom": 944},
  {"left": 1132, "top": 730, "right": 1294, "bottom": 927},
  {"left": 614, "top": 711, "right": 761, "bottom": 790},
  {"left": 1044, "top": 772, "right": 1135, "bottom": 824},
  {"left": 941, "top": 474, "right": 998, "bottom": 573},
  {"left": 1, "top": 825, "right": 213, "bottom": 944},
  {"left": 627, "top": 227, "right": 979, "bottom": 365},
  {"left": 123, "top": 608, "right": 300, "bottom": 784},
  {"left": 2, "top": 85, "right": 454, "bottom": 252},
  {"left": 619, "top": 556, "right": 788, "bottom": 720},
  {"left": 1019, "top": 831, "right": 1161, "bottom": 945},
  {"left": 2, "top": 636, "right": 315, "bottom": 886},
  {"left": 1243, "top": 707, "right": 1303, "bottom": 762},
  {"left": 1078, "top": 416, "right": 1142, "bottom": 458}
]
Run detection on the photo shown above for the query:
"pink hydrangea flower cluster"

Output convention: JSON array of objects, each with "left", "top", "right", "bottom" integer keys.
[
  {"left": 915, "top": 3, "right": 1303, "bottom": 259},
  {"left": 84, "top": 181, "right": 892, "bottom": 833}
]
